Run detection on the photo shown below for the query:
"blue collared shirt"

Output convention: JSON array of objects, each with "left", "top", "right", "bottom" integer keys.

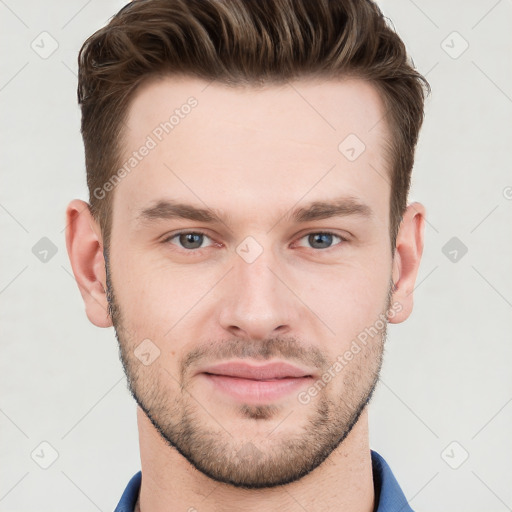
[{"left": 114, "top": 449, "right": 413, "bottom": 511}]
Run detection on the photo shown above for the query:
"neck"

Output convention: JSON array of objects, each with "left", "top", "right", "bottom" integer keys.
[{"left": 135, "top": 407, "right": 375, "bottom": 512}]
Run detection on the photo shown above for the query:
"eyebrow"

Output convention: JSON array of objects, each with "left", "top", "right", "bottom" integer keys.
[{"left": 136, "top": 196, "right": 373, "bottom": 226}]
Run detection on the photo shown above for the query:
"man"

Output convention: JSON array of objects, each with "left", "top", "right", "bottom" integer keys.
[{"left": 65, "top": 0, "right": 429, "bottom": 510}]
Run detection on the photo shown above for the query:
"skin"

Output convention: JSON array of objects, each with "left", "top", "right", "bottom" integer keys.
[{"left": 66, "top": 75, "right": 425, "bottom": 512}]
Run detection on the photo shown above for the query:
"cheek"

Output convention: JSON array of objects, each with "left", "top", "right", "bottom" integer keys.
[
  {"left": 298, "top": 260, "right": 390, "bottom": 341},
  {"left": 112, "top": 252, "right": 215, "bottom": 340}
]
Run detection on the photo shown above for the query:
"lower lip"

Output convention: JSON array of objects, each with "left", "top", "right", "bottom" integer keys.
[{"left": 201, "top": 373, "right": 312, "bottom": 403}]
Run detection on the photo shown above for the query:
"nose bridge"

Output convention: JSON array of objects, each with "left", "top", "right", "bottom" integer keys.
[{"left": 218, "top": 235, "right": 295, "bottom": 338}]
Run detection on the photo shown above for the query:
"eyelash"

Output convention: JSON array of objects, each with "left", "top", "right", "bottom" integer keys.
[{"left": 161, "top": 230, "right": 348, "bottom": 254}]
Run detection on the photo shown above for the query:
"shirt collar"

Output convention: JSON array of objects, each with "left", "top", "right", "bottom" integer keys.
[
  {"left": 371, "top": 449, "right": 414, "bottom": 512},
  {"left": 114, "top": 450, "right": 413, "bottom": 512}
]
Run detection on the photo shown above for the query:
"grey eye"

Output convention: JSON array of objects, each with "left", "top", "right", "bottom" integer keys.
[
  {"left": 166, "top": 232, "right": 213, "bottom": 250},
  {"left": 298, "top": 232, "right": 343, "bottom": 250}
]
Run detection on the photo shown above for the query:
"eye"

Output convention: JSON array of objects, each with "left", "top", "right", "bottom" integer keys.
[
  {"left": 296, "top": 232, "right": 346, "bottom": 250},
  {"left": 162, "top": 230, "right": 347, "bottom": 253},
  {"left": 163, "top": 231, "right": 213, "bottom": 251}
]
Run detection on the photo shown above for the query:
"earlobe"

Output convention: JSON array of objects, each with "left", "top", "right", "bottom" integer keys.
[
  {"left": 65, "top": 199, "right": 113, "bottom": 328},
  {"left": 388, "top": 202, "right": 426, "bottom": 324}
]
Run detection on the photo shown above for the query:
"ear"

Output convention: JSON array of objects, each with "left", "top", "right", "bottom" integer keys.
[
  {"left": 388, "top": 202, "right": 426, "bottom": 324},
  {"left": 65, "top": 199, "right": 113, "bottom": 328}
]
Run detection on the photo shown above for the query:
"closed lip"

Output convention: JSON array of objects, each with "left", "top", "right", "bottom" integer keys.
[{"left": 198, "top": 361, "right": 315, "bottom": 380}]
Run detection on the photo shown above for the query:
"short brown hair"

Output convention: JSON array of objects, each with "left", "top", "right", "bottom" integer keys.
[{"left": 78, "top": 0, "right": 430, "bottom": 252}]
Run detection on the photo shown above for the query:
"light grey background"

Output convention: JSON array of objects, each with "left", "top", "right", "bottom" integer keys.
[{"left": 1, "top": 1, "right": 511, "bottom": 511}]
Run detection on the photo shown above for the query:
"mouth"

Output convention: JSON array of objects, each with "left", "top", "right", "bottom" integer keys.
[
  {"left": 199, "top": 360, "right": 314, "bottom": 380},
  {"left": 197, "top": 361, "right": 315, "bottom": 403}
]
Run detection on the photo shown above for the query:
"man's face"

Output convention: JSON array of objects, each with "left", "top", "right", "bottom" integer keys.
[{"left": 106, "top": 76, "right": 395, "bottom": 488}]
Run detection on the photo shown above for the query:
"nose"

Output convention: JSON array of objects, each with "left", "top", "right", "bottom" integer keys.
[{"left": 217, "top": 243, "right": 297, "bottom": 340}]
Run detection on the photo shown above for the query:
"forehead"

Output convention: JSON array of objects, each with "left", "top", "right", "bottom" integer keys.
[{"left": 113, "top": 75, "right": 391, "bottom": 228}]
